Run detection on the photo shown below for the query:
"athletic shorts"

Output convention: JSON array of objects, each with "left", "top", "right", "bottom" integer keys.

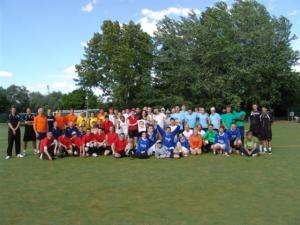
[
  {"left": 128, "top": 129, "right": 139, "bottom": 138},
  {"left": 37, "top": 132, "right": 46, "bottom": 140},
  {"left": 115, "top": 150, "right": 126, "bottom": 157},
  {"left": 260, "top": 128, "right": 272, "bottom": 141}
]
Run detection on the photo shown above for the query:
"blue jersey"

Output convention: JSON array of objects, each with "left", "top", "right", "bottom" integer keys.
[
  {"left": 184, "top": 113, "right": 198, "bottom": 129},
  {"left": 137, "top": 138, "right": 150, "bottom": 153},
  {"left": 147, "top": 128, "right": 157, "bottom": 147},
  {"left": 157, "top": 125, "right": 180, "bottom": 150},
  {"left": 52, "top": 127, "right": 62, "bottom": 139},
  {"left": 178, "top": 137, "right": 190, "bottom": 150},
  {"left": 215, "top": 133, "right": 230, "bottom": 153},
  {"left": 226, "top": 128, "right": 241, "bottom": 141},
  {"left": 65, "top": 127, "right": 78, "bottom": 138},
  {"left": 198, "top": 113, "right": 209, "bottom": 129},
  {"left": 209, "top": 113, "right": 221, "bottom": 129},
  {"left": 171, "top": 112, "right": 184, "bottom": 130}
]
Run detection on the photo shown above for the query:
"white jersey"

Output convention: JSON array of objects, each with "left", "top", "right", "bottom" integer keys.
[
  {"left": 109, "top": 114, "right": 116, "bottom": 125},
  {"left": 153, "top": 113, "right": 166, "bottom": 128},
  {"left": 116, "top": 119, "right": 128, "bottom": 135},
  {"left": 183, "top": 130, "right": 193, "bottom": 139},
  {"left": 198, "top": 129, "right": 205, "bottom": 137}
]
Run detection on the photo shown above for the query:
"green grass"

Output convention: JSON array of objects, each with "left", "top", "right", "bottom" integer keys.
[{"left": 1, "top": 122, "right": 300, "bottom": 225}]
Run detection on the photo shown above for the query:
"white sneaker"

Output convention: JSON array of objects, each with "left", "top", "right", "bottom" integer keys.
[
  {"left": 92, "top": 153, "right": 98, "bottom": 157},
  {"left": 252, "top": 153, "right": 258, "bottom": 157},
  {"left": 16, "top": 154, "right": 24, "bottom": 158},
  {"left": 5, "top": 155, "right": 12, "bottom": 160},
  {"left": 22, "top": 151, "right": 26, "bottom": 156},
  {"left": 33, "top": 149, "right": 39, "bottom": 155},
  {"left": 225, "top": 153, "right": 230, "bottom": 157}
]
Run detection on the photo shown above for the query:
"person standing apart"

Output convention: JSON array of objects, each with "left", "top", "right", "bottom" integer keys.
[
  {"left": 260, "top": 106, "right": 273, "bottom": 154},
  {"left": 23, "top": 108, "right": 37, "bottom": 155},
  {"left": 6, "top": 106, "right": 23, "bottom": 159}
]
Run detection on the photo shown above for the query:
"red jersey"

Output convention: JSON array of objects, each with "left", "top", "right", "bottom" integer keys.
[
  {"left": 127, "top": 116, "right": 138, "bottom": 131},
  {"left": 115, "top": 139, "right": 128, "bottom": 153},
  {"left": 71, "top": 136, "right": 82, "bottom": 148},
  {"left": 92, "top": 133, "right": 106, "bottom": 143},
  {"left": 58, "top": 135, "right": 71, "bottom": 148},
  {"left": 39, "top": 137, "right": 54, "bottom": 153},
  {"left": 106, "top": 132, "right": 118, "bottom": 146},
  {"left": 82, "top": 134, "right": 94, "bottom": 145},
  {"left": 101, "top": 121, "right": 114, "bottom": 134}
]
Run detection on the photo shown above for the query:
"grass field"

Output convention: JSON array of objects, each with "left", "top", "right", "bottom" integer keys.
[{"left": 1, "top": 122, "right": 300, "bottom": 225}]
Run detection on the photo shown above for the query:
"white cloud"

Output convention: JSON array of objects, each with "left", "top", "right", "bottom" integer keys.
[
  {"left": 80, "top": 41, "right": 88, "bottom": 48},
  {"left": 0, "top": 70, "right": 13, "bottom": 77},
  {"left": 81, "top": 0, "right": 97, "bottom": 13},
  {"left": 138, "top": 7, "right": 201, "bottom": 36},
  {"left": 288, "top": 10, "right": 298, "bottom": 16},
  {"left": 63, "top": 65, "right": 76, "bottom": 75},
  {"left": 292, "top": 64, "right": 300, "bottom": 73}
]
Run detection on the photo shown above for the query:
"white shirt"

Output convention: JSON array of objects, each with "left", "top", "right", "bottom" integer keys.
[
  {"left": 183, "top": 130, "right": 193, "bottom": 139},
  {"left": 153, "top": 113, "right": 166, "bottom": 128}
]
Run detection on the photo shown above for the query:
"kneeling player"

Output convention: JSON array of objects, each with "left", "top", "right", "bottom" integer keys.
[
  {"left": 174, "top": 133, "right": 190, "bottom": 158},
  {"left": 202, "top": 124, "right": 217, "bottom": 153},
  {"left": 82, "top": 128, "right": 95, "bottom": 157},
  {"left": 136, "top": 132, "right": 150, "bottom": 159},
  {"left": 70, "top": 131, "right": 82, "bottom": 157},
  {"left": 114, "top": 133, "right": 133, "bottom": 158},
  {"left": 241, "top": 131, "right": 259, "bottom": 157},
  {"left": 212, "top": 126, "right": 230, "bottom": 156},
  {"left": 92, "top": 128, "right": 106, "bottom": 155},
  {"left": 58, "top": 131, "right": 72, "bottom": 157},
  {"left": 39, "top": 132, "right": 57, "bottom": 160},
  {"left": 104, "top": 126, "right": 118, "bottom": 156},
  {"left": 189, "top": 128, "right": 203, "bottom": 155},
  {"left": 226, "top": 122, "right": 242, "bottom": 154}
]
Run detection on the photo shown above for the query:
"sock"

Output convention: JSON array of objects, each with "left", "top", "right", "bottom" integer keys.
[
  {"left": 264, "top": 147, "right": 267, "bottom": 152},
  {"left": 268, "top": 147, "right": 272, "bottom": 151},
  {"left": 259, "top": 145, "right": 262, "bottom": 152}
]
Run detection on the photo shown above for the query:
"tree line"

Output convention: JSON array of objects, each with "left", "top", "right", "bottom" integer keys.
[{"left": 75, "top": 0, "right": 300, "bottom": 115}]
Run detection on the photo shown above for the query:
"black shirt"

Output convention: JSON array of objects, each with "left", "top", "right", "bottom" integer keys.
[
  {"left": 25, "top": 114, "right": 34, "bottom": 126},
  {"left": 7, "top": 113, "right": 20, "bottom": 129},
  {"left": 47, "top": 115, "right": 55, "bottom": 131}
]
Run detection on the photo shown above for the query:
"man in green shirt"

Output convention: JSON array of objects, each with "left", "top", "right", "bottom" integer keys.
[
  {"left": 233, "top": 105, "right": 246, "bottom": 142},
  {"left": 203, "top": 124, "right": 217, "bottom": 153},
  {"left": 241, "top": 131, "right": 259, "bottom": 157},
  {"left": 221, "top": 105, "right": 235, "bottom": 130}
]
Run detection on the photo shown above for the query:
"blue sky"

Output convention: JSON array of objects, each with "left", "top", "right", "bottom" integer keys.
[{"left": 0, "top": 0, "right": 299, "bottom": 94}]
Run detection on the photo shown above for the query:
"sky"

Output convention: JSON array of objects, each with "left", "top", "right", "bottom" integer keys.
[{"left": 0, "top": 0, "right": 299, "bottom": 94}]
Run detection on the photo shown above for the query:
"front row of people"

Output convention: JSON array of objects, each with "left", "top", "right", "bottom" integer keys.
[{"left": 39, "top": 122, "right": 261, "bottom": 160}]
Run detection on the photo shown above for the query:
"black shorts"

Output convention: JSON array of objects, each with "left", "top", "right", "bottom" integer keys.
[
  {"left": 23, "top": 127, "right": 36, "bottom": 142},
  {"left": 115, "top": 150, "right": 126, "bottom": 157},
  {"left": 37, "top": 132, "right": 46, "bottom": 140},
  {"left": 128, "top": 129, "right": 139, "bottom": 138},
  {"left": 260, "top": 128, "right": 272, "bottom": 141}
]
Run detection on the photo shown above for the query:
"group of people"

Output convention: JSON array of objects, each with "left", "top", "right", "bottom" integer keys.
[{"left": 5, "top": 103, "right": 273, "bottom": 160}]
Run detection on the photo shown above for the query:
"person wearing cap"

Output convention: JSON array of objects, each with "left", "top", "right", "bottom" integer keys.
[
  {"left": 209, "top": 107, "right": 221, "bottom": 131},
  {"left": 156, "top": 122, "right": 180, "bottom": 158},
  {"left": 39, "top": 132, "right": 57, "bottom": 160},
  {"left": 154, "top": 140, "right": 168, "bottom": 159},
  {"left": 58, "top": 131, "right": 73, "bottom": 157},
  {"left": 70, "top": 131, "right": 82, "bottom": 156}
]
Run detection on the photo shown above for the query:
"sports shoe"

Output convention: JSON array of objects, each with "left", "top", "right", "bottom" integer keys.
[
  {"left": 5, "top": 155, "right": 12, "bottom": 160},
  {"left": 92, "top": 153, "right": 98, "bottom": 157},
  {"left": 22, "top": 151, "right": 26, "bottom": 156},
  {"left": 268, "top": 150, "right": 272, "bottom": 155},
  {"left": 33, "top": 149, "right": 39, "bottom": 155},
  {"left": 252, "top": 153, "right": 258, "bottom": 157},
  {"left": 225, "top": 153, "right": 230, "bottom": 157},
  {"left": 16, "top": 154, "right": 24, "bottom": 158}
]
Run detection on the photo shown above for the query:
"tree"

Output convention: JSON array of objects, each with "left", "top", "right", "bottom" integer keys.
[
  {"left": 5, "top": 85, "right": 30, "bottom": 112},
  {"left": 59, "top": 89, "right": 99, "bottom": 109},
  {"left": 29, "top": 91, "right": 63, "bottom": 111},
  {"left": 75, "top": 20, "right": 154, "bottom": 108},
  {"left": 0, "top": 87, "right": 10, "bottom": 113}
]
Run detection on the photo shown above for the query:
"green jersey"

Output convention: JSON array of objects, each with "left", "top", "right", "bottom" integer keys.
[
  {"left": 203, "top": 130, "right": 217, "bottom": 144},
  {"left": 244, "top": 137, "right": 257, "bottom": 150},
  {"left": 221, "top": 113, "right": 235, "bottom": 129},
  {"left": 233, "top": 111, "right": 246, "bottom": 127}
]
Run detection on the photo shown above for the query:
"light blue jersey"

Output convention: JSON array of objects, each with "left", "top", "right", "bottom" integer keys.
[
  {"left": 184, "top": 112, "right": 198, "bottom": 129},
  {"left": 198, "top": 113, "right": 209, "bottom": 129},
  {"left": 209, "top": 113, "right": 221, "bottom": 129}
]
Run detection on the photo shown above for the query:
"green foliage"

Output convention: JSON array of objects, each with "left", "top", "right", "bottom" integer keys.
[
  {"left": 29, "top": 91, "right": 63, "bottom": 112},
  {"left": 76, "top": 20, "right": 154, "bottom": 108},
  {"left": 0, "top": 87, "right": 10, "bottom": 113},
  {"left": 59, "top": 89, "right": 99, "bottom": 109},
  {"left": 5, "top": 85, "right": 30, "bottom": 112}
]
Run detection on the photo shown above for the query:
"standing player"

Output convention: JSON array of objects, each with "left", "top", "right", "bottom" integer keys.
[
  {"left": 197, "top": 107, "right": 209, "bottom": 131},
  {"left": 260, "top": 106, "right": 273, "bottom": 154},
  {"left": 23, "top": 108, "right": 37, "bottom": 155},
  {"left": 46, "top": 109, "right": 55, "bottom": 132},
  {"left": 221, "top": 105, "right": 235, "bottom": 130},
  {"left": 55, "top": 110, "right": 66, "bottom": 131},
  {"left": 209, "top": 107, "right": 221, "bottom": 131},
  {"left": 65, "top": 109, "right": 77, "bottom": 125},
  {"left": 249, "top": 103, "right": 262, "bottom": 152},
  {"left": 33, "top": 108, "right": 48, "bottom": 146},
  {"left": 127, "top": 109, "right": 139, "bottom": 145},
  {"left": 6, "top": 106, "right": 23, "bottom": 159},
  {"left": 233, "top": 105, "right": 246, "bottom": 143}
]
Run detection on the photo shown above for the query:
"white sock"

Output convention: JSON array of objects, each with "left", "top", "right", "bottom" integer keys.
[
  {"left": 264, "top": 147, "right": 267, "bottom": 152},
  {"left": 268, "top": 147, "right": 272, "bottom": 151},
  {"left": 259, "top": 145, "right": 262, "bottom": 152}
]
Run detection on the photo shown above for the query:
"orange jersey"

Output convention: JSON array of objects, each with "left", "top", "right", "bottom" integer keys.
[
  {"left": 97, "top": 113, "right": 106, "bottom": 123},
  {"left": 65, "top": 114, "right": 77, "bottom": 124},
  {"left": 33, "top": 115, "right": 48, "bottom": 133},
  {"left": 55, "top": 115, "right": 66, "bottom": 130},
  {"left": 189, "top": 135, "right": 203, "bottom": 149}
]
